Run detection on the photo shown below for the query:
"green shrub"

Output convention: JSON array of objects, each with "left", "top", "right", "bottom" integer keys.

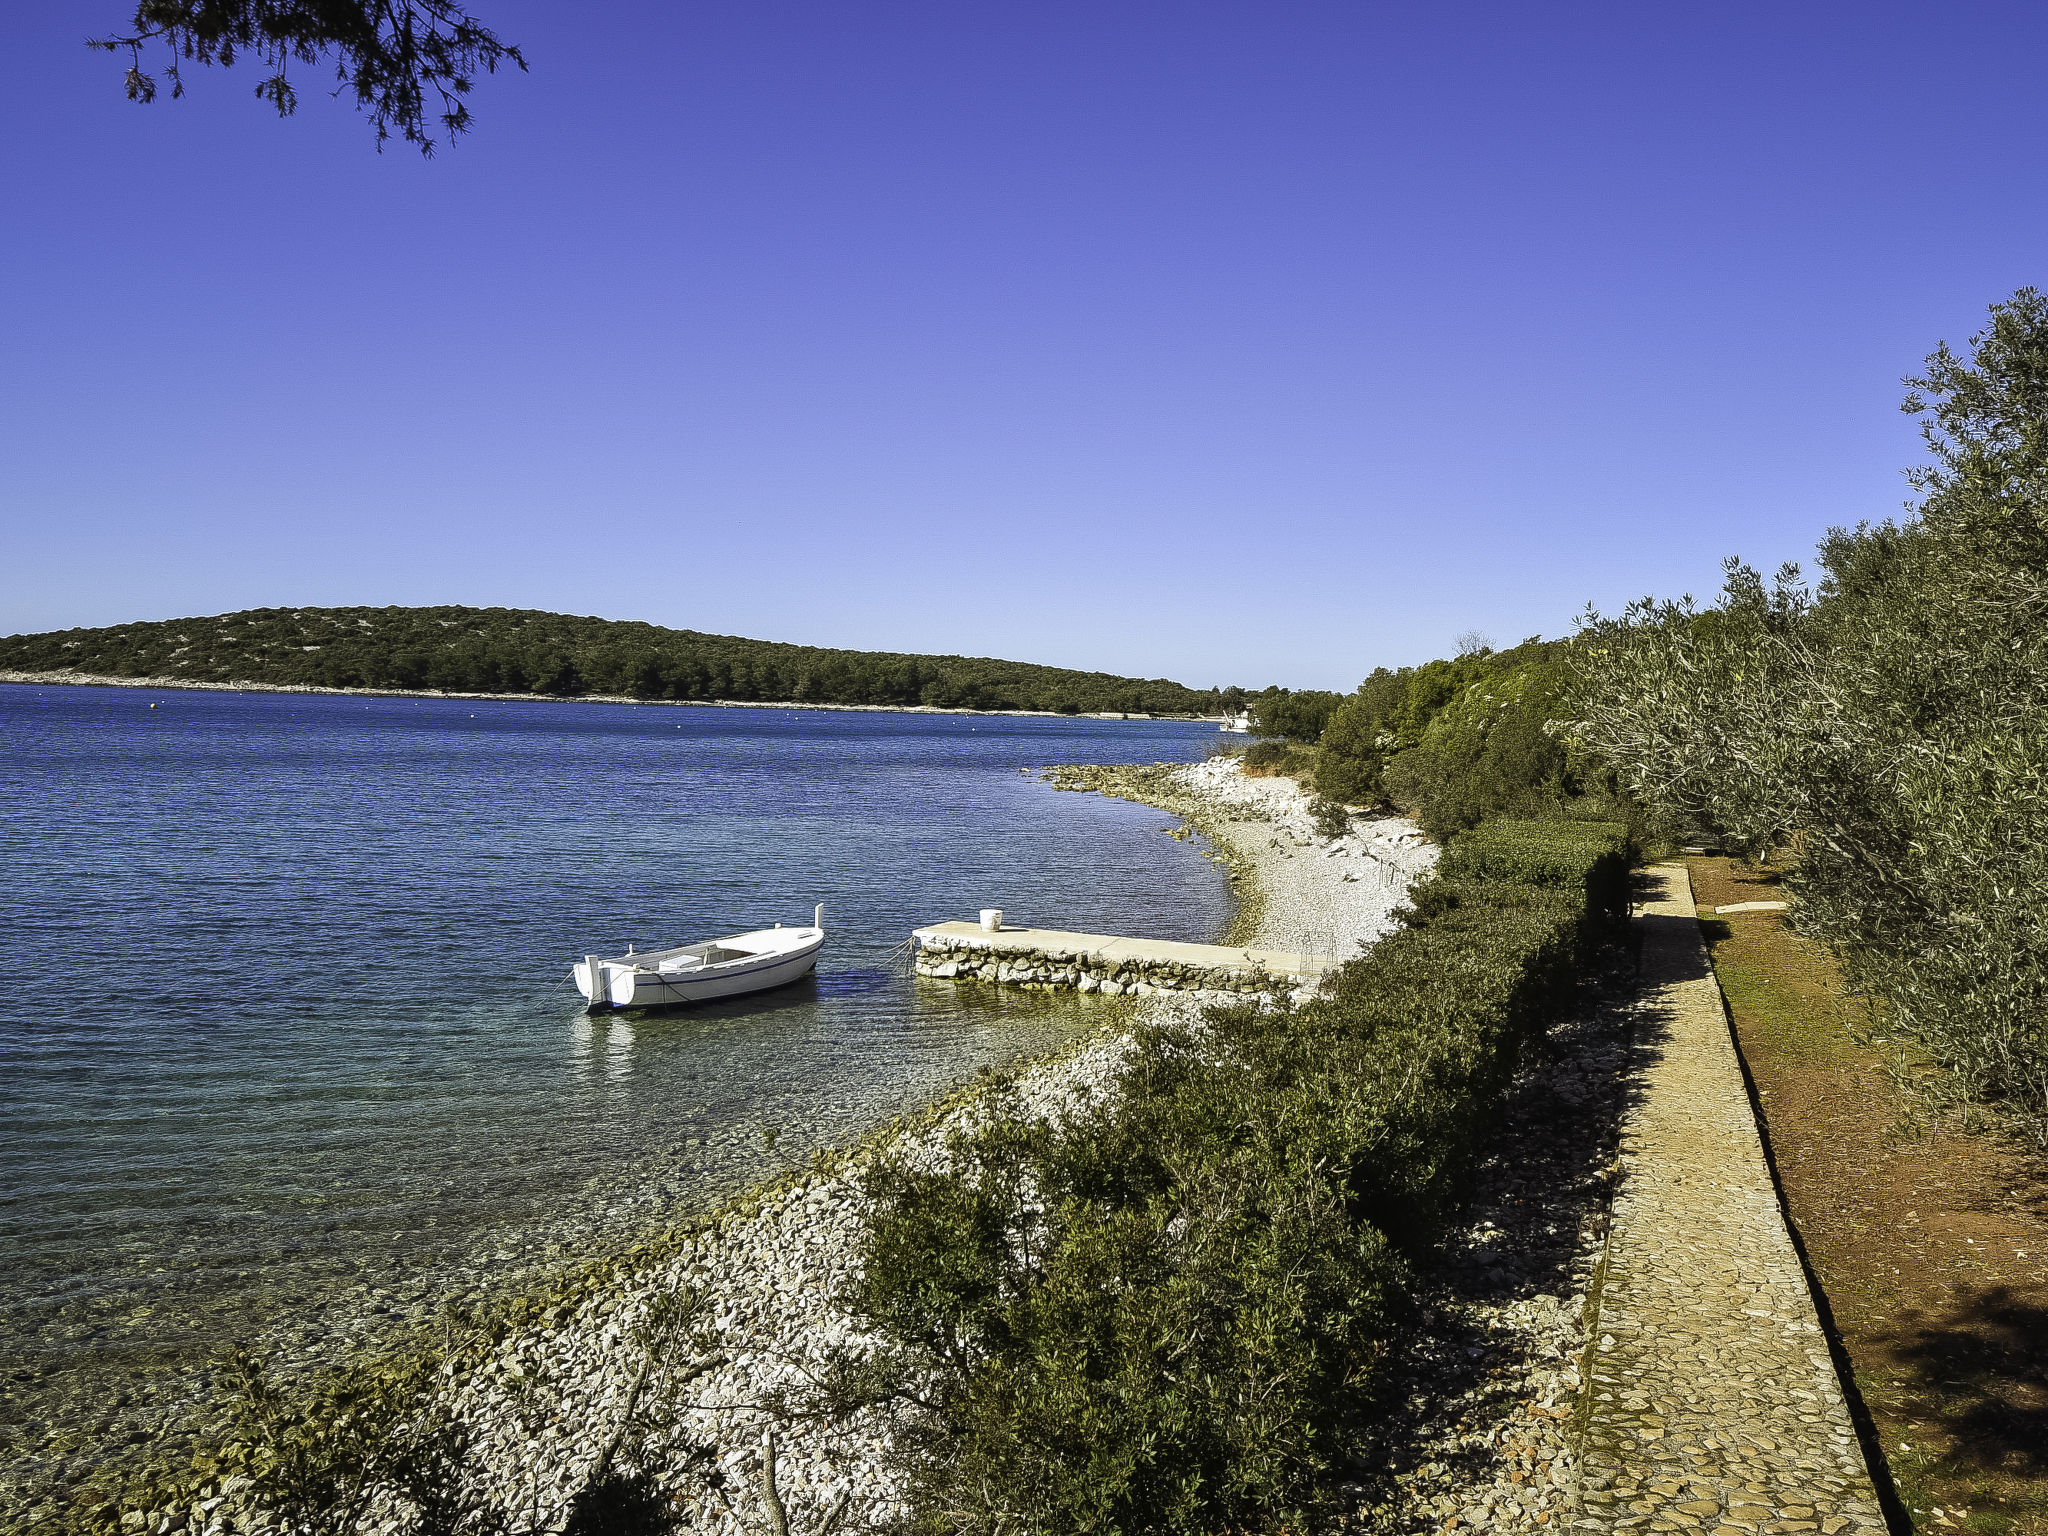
[
  {"left": 1308, "top": 795, "right": 1350, "bottom": 838},
  {"left": 1312, "top": 642, "right": 1571, "bottom": 816},
  {"left": 1435, "top": 819, "right": 1631, "bottom": 926},
  {"left": 1400, "top": 876, "right": 1589, "bottom": 941},
  {"left": 1242, "top": 739, "right": 1316, "bottom": 776},
  {"left": 1380, "top": 661, "right": 1574, "bottom": 837},
  {"left": 842, "top": 816, "right": 1631, "bottom": 1535},
  {"left": 1247, "top": 688, "right": 1344, "bottom": 743},
  {"left": 1311, "top": 698, "right": 1389, "bottom": 804}
]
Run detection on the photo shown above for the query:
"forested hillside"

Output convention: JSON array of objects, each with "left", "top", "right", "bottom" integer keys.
[
  {"left": 0, "top": 606, "right": 1244, "bottom": 716},
  {"left": 1238, "top": 634, "right": 1592, "bottom": 843}
]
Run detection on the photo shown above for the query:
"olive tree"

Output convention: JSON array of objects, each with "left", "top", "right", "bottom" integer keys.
[{"left": 1569, "top": 289, "right": 2048, "bottom": 1141}]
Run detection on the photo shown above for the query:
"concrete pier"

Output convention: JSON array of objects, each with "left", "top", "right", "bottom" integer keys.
[{"left": 910, "top": 920, "right": 1341, "bottom": 997}]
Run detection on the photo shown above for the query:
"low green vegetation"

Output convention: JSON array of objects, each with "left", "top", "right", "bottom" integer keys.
[
  {"left": 1570, "top": 288, "right": 2048, "bottom": 1145},
  {"left": 0, "top": 605, "right": 1249, "bottom": 717},
  {"left": 1240, "top": 636, "right": 1616, "bottom": 843},
  {"left": 1313, "top": 639, "right": 1586, "bottom": 836},
  {"left": 1241, "top": 737, "right": 1317, "bottom": 776},
  {"left": 1307, "top": 793, "right": 1351, "bottom": 839},
  {"left": 833, "top": 816, "right": 1630, "bottom": 1535},
  {"left": 1246, "top": 686, "right": 1344, "bottom": 743}
]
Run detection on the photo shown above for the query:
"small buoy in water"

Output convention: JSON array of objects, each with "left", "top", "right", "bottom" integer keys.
[{"left": 149, "top": 703, "right": 157, "bottom": 709}]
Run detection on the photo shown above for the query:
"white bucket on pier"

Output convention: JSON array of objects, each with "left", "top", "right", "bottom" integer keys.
[{"left": 979, "top": 908, "right": 1003, "bottom": 932}]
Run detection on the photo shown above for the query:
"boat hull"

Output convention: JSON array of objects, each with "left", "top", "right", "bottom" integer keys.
[{"left": 573, "top": 930, "right": 824, "bottom": 1011}]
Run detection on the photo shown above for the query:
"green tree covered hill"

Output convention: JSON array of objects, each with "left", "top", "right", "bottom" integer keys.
[{"left": 0, "top": 605, "right": 1245, "bottom": 716}]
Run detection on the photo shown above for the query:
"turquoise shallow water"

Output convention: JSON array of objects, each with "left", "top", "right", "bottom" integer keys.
[{"left": 0, "top": 683, "right": 1228, "bottom": 1485}]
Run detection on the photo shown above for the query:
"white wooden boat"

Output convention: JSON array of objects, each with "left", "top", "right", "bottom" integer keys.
[{"left": 573, "top": 906, "right": 825, "bottom": 1011}]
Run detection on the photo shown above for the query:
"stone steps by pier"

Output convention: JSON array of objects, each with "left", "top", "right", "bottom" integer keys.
[
  {"left": 1571, "top": 865, "right": 1886, "bottom": 1536},
  {"left": 910, "top": 921, "right": 1338, "bottom": 997}
]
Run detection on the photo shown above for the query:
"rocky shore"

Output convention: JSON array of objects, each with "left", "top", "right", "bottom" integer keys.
[
  {"left": 383, "top": 759, "right": 1440, "bottom": 1536},
  {"left": 119, "top": 757, "right": 1643, "bottom": 1536}
]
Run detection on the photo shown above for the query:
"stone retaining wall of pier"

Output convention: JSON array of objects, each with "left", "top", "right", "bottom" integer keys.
[{"left": 911, "top": 929, "right": 1323, "bottom": 998}]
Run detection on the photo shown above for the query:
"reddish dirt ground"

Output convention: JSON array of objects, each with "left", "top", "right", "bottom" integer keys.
[{"left": 1687, "top": 857, "right": 2048, "bottom": 1536}]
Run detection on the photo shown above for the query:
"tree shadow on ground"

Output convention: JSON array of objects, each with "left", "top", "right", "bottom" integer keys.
[
  {"left": 1891, "top": 1286, "right": 2048, "bottom": 1478},
  {"left": 1344, "top": 950, "right": 1644, "bottom": 1531}
]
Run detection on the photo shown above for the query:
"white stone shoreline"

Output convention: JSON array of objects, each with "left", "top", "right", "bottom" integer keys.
[
  {"left": 420, "top": 760, "right": 1434, "bottom": 1536},
  {"left": 172, "top": 759, "right": 1436, "bottom": 1536}
]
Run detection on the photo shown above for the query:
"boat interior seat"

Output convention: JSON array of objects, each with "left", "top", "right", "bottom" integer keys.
[{"left": 651, "top": 944, "right": 755, "bottom": 971}]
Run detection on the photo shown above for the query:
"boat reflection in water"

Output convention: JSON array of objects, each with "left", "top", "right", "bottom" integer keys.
[{"left": 568, "top": 1014, "right": 636, "bottom": 1084}]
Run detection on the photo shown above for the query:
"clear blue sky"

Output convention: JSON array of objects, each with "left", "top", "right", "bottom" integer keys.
[{"left": 3, "top": 3, "right": 2043, "bottom": 690}]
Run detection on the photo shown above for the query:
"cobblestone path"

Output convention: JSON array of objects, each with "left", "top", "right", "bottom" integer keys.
[{"left": 1572, "top": 864, "right": 1888, "bottom": 1536}]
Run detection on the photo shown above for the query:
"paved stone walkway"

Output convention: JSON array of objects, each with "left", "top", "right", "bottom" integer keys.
[{"left": 1572, "top": 864, "right": 1888, "bottom": 1536}]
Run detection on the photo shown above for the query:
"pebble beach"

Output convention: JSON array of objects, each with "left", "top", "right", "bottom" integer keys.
[
  {"left": 125, "top": 756, "right": 1636, "bottom": 1536},
  {"left": 379, "top": 758, "right": 1442, "bottom": 1536}
]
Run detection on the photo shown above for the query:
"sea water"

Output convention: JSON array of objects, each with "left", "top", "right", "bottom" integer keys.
[{"left": 0, "top": 683, "right": 1228, "bottom": 1487}]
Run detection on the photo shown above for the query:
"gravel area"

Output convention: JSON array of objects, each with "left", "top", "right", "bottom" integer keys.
[
  {"left": 401, "top": 1023, "right": 1171, "bottom": 1536},
  {"left": 1172, "top": 755, "right": 1436, "bottom": 956},
  {"left": 394, "top": 760, "right": 1438, "bottom": 1536},
  {"left": 152, "top": 759, "right": 1627, "bottom": 1536},
  {"left": 1345, "top": 955, "right": 1638, "bottom": 1536}
]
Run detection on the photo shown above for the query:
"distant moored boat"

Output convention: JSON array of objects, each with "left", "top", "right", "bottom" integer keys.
[{"left": 573, "top": 906, "right": 825, "bottom": 1010}]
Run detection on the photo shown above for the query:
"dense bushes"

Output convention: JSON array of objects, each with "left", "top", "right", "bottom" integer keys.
[
  {"left": 1435, "top": 819, "right": 1631, "bottom": 928},
  {"left": 0, "top": 605, "right": 1246, "bottom": 717},
  {"left": 1307, "top": 640, "right": 1584, "bottom": 836},
  {"left": 1246, "top": 687, "right": 1345, "bottom": 743},
  {"left": 1570, "top": 288, "right": 2048, "bottom": 1143},
  {"left": 841, "top": 817, "right": 1630, "bottom": 1535},
  {"left": 1383, "top": 660, "right": 1577, "bottom": 836},
  {"left": 1205, "top": 646, "right": 1591, "bottom": 841},
  {"left": 1241, "top": 738, "right": 1317, "bottom": 776},
  {"left": 1313, "top": 656, "right": 1499, "bottom": 806}
]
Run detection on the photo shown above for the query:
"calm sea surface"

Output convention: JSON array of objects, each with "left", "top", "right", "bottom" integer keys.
[{"left": 0, "top": 684, "right": 1227, "bottom": 1476}]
